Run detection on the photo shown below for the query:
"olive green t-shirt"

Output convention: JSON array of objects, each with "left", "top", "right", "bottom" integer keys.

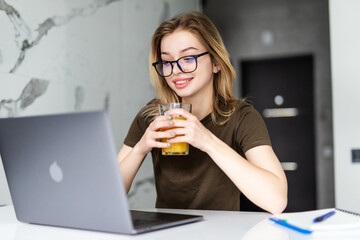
[{"left": 124, "top": 99, "right": 271, "bottom": 211}]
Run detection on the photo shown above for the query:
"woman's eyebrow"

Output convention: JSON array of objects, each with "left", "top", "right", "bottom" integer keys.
[
  {"left": 180, "top": 46, "right": 198, "bottom": 53},
  {"left": 160, "top": 47, "right": 199, "bottom": 56}
]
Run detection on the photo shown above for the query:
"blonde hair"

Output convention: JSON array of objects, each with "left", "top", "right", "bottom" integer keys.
[{"left": 144, "top": 11, "right": 237, "bottom": 126}]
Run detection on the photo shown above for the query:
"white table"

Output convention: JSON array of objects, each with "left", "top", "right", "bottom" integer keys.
[{"left": 1, "top": 205, "right": 360, "bottom": 240}]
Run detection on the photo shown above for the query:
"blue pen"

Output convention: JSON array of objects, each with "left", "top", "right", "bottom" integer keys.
[
  {"left": 269, "top": 217, "right": 313, "bottom": 234},
  {"left": 313, "top": 210, "right": 336, "bottom": 223}
]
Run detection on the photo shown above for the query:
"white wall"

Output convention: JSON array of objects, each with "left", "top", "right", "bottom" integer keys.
[
  {"left": 0, "top": 159, "right": 11, "bottom": 205},
  {"left": 0, "top": 0, "right": 200, "bottom": 207},
  {"left": 330, "top": 0, "right": 360, "bottom": 211},
  {"left": 1, "top": 0, "right": 125, "bottom": 205}
]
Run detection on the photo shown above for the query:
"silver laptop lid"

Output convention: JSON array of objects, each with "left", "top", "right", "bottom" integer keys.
[{"left": 0, "top": 111, "right": 134, "bottom": 234}]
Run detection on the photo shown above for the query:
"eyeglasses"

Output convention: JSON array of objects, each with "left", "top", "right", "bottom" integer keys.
[{"left": 152, "top": 52, "right": 209, "bottom": 77}]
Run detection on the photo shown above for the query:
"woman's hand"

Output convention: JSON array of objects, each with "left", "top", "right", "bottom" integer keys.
[
  {"left": 135, "top": 114, "right": 178, "bottom": 155},
  {"left": 162, "top": 108, "right": 214, "bottom": 152}
]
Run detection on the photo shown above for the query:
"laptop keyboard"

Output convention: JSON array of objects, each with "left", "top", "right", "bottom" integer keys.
[
  {"left": 132, "top": 217, "right": 166, "bottom": 228},
  {"left": 130, "top": 210, "right": 202, "bottom": 231},
  {"left": 131, "top": 210, "right": 172, "bottom": 229}
]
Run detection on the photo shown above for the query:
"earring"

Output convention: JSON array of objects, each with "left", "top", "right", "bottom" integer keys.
[{"left": 215, "top": 68, "right": 218, "bottom": 73}]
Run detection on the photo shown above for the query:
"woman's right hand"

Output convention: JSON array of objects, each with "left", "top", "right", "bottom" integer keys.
[{"left": 134, "top": 114, "right": 177, "bottom": 155}]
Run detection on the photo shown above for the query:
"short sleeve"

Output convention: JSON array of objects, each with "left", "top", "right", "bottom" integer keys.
[
  {"left": 123, "top": 110, "right": 149, "bottom": 148},
  {"left": 236, "top": 104, "right": 272, "bottom": 154}
]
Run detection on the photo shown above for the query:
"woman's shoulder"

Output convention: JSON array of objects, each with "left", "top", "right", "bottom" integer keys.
[
  {"left": 234, "top": 98, "right": 257, "bottom": 114},
  {"left": 144, "top": 98, "right": 160, "bottom": 107},
  {"left": 137, "top": 98, "right": 158, "bottom": 112},
  {"left": 230, "top": 99, "right": 265, "bottom": 124},
  {"left": 137, "top": 98, "right": 160, "bottom": 124},
  {"left": 213, "top": 98, "right": 256, "bottom": 126}
]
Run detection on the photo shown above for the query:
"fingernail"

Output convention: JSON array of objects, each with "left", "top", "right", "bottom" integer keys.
[
  {"left": 164, "top": 110, "right": 169, "bottom": 115},
  {"left": 166, "top": 139, "right": 170, "bottom": 142},
  {"left": 168, "top": 121, "right": 172, "bottom": 125},
  {"left": 167, "top": 143, "right": 171, "bottom": 147},
  {"left": 170, "top": 132, "right": 175, "bottom": 136},
  {"left": 166, "top": 115, "right": 172, "bottom": 120}
]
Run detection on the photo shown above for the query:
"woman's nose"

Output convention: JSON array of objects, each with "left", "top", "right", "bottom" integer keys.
[{"left": 172, "top": 62, "right": 182, "bottom": 75}]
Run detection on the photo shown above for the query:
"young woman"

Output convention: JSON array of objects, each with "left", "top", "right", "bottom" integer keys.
[{"left": 118, "top": 11, "right": 287, "bottom": 214}]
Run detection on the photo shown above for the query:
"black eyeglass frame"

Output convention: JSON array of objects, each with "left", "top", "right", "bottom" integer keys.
[{"left": 152, "top": 51, "right": 210, "bottom": 77}]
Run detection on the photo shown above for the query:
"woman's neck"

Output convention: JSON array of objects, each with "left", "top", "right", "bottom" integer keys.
[{"left": 182, "top": 94, "right": 213, "bottom": 121}]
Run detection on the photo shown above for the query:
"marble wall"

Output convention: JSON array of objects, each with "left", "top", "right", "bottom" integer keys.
[{"left": 0, "top": 0, "right": 200, "bottom": 207}]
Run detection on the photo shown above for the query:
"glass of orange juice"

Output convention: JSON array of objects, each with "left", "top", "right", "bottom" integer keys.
[{"left": 158, "top": 103, "right": 192, "bottom": 155}]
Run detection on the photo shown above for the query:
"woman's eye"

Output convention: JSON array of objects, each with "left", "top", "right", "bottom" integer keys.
[{"left": 183, "top": 57, "right": 195, "bottom": 63}]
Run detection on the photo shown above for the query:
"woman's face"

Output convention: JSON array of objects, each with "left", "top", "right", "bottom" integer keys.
[{"left": 160, "top": 29, "right": 216, "bottom": 101}]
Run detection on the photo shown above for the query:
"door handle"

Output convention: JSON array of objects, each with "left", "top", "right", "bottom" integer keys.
[
  {"left": 262, "top": 108, "right": 299, "bottom": 118},
  {"left": 280, "top": 162, "right": 298, "bottom": 171}
]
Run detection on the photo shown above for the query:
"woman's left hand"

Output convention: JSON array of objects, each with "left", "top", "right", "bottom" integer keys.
[{"left": 164, "top": 108, "right": 213, "bottom": 152}]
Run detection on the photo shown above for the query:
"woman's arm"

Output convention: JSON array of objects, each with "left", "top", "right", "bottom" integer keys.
[
  {"left": 165, "top": 108, "right": 288, "bottom": 214},
  {"left": 205, "top": 140, "right": 287, "bottom": 214},
  {"left": 118, "top": 114, "right": 176, "bottom": 193},
  {"left": 117, "top": 144, "right": 145, "bottom": 193}
]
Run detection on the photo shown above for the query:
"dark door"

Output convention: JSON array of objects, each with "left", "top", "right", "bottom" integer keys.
[{"left": 240, "top": 55, "right": 316, "bottom": 212}]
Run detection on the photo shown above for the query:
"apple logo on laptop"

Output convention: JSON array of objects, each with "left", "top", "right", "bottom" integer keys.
[{"left": 49, "top": 161, "right": 63, "bottom": 183}]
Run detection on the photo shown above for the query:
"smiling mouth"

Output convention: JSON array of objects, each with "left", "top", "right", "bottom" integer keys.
[
  {"left": 173, "top": 78, "right": 192, "bottom": 89},
  {"left": 174, "top": 77, "right": 193, "bottom": 84},
  {"left": 175, "top": 80, "right": 189, "bottom": 84}
]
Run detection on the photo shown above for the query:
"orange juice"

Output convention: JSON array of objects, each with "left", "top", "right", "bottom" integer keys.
[{"left": 161, "top": 116, "right": 189, "bottom": 155}]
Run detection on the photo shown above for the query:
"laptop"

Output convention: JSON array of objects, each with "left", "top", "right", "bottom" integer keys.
[{"left": 0, "top": 111, "right": 203, "bottom": 234}]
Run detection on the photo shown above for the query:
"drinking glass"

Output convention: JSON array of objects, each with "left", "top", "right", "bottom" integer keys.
[{"left": 158, "top": 103, "right": 192, "bottom": 155}]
